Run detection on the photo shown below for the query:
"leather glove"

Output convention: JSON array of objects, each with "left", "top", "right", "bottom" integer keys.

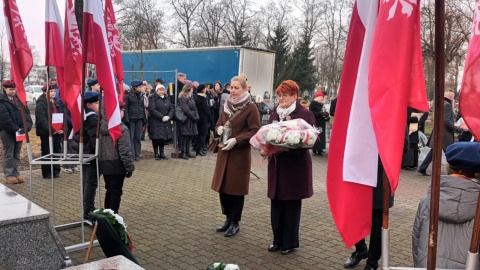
[
  {"left": 217, "top": 126, "right": 224, "bottom": 136},
  {"left": 18, "top": 128, "right": 25, "bottom": 134},
  {"left": 162, "top": 116, "right": 169, "bottom": 122},
  {"left": 125, "top": 171, "right": 133, "bottom": 178},
  {"left": 222, "top": 138, "right": 237, "bottom": 151}
]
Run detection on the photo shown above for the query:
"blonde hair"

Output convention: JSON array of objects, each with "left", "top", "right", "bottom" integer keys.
[
  {"left": 231, "top": 76, "right": 247, "bottom": 89},
  {"left": 178, "top": 83, "right": 193, "bottom": 98}
]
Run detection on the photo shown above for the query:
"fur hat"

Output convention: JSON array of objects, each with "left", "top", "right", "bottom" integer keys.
[{"left": 446, "top": 142, "right": 480, "bottom": 172}]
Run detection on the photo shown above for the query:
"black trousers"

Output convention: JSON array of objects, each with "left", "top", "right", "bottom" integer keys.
[
  {"left": 196, "top": 121, "right": 208, "bottom": 151},
  {"left": 271, "top": 199, "right": 302, "bottom": 250},
  {"left": 219, "top": 192, "right": 244, "bottom": 223},
  {"left": 40, "top": 134, "right": 62, "bottom": 177},
  {"left": 104, "top": 174, "right": 126, "bottom": 214},
  {"left": 354, "top": 209, "right": 383, "bottom": 268},
  {"left": 82, "top": 162, "right": 98, "bottom": 215}
]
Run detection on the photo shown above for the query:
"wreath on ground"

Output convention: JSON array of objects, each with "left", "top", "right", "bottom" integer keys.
[
  {"left": 206, "top": 262, "right": 240, "bottom": 270},
  {"left": 92, "top": 208, "right": 134, "bottom": 250}
]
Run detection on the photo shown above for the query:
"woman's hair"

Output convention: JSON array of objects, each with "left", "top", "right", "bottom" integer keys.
[
  {"left": 214, "top": 81, "right": 223, "bottom": 91},
  {"left": 276, "top": 80, "right": 300, "bottom": 96},
  {"left": 231, "top": 76, "right": 247, "bottom": 89},
  {"left": 178, "top": 83, "right": 193, "bottom": 98},
  {"left": 447, "top": 165, "right": 476, "bottom": 179}
]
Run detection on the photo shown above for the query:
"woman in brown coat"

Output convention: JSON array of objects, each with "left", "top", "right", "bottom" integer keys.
[
  {"left": 265, "top": 80, "right": 315, "bottom": 255},
  {"left": 211, "top": 76, "right": 260, "bottom": 237}
]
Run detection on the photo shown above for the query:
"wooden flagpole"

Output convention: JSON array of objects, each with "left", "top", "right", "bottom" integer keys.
[
  {"left": 426, "top": 0, "right": 446, "bottom": 269},
  {"left": 46, "top": 68, "right": 54, "bottom": 155}
]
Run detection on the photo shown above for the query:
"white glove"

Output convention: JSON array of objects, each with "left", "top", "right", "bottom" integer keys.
[
  {"left": 222, "top": 138, "right": 237, "bottom": 151},
  {"left": 162, "top": 116, "right": 170, "bottom": 122},
  {"left": 217, "top": 126, "right": 224, "bottom": 136}
]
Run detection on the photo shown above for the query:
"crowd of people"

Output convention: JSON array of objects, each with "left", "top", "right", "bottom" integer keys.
[{"left": 1, "top": 74, "right": 479, "bottom": 270}]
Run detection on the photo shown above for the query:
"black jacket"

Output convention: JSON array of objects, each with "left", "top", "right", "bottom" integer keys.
[
  {"left": 0, "top": 93, "right": 33, "bottom": 133},
  {"left": 148, "top": 94, "right": 174, "bottom": 140},
  {"left": 71, "top": 108, "right": 98, "bottom": 154},
  {"left": 195, "top": 94, "right": 212, "bottom": 124},
  {"left": 123, "top": 91, "right": 146, "bottom": 121},
  {"left": 35, "top": 94, "right": 63, "bottom": 137}
]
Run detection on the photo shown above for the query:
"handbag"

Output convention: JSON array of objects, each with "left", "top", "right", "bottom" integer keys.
[
  {"left": 174, "top": 105, "right": 187, "bottom": 123},
  {"left": 208, "top": 137, "right": 220, "bottom": 153}
]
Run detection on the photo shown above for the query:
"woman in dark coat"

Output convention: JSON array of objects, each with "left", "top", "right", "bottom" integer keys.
[
  {"left": 309, "top": 92, "right": 330, "bottom": 156},
  {"left": 178, "top": 83, "right": 199, "bottom": 159},
  {"left": 148, "top": 84, "right": 174, "bottom": 160},
  {"left": 211, "top": 76, "right": 260, "bottom": 237},
  {"left": 266, "top": 80, "right": 315, "bottom": 255},
  {"left": 123, "top": 80, "right": 147, "bottom": 161},
  {"left": 35, "top": 84, "right": 63, "bottom": 178},
  {"left": 195, "top": 84, "right": 212, "bottom": 156}
]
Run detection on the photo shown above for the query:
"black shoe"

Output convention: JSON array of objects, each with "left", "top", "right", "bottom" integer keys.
[
  {"left": 215, "top": 219, "right": 231, "bottom": 232},
  {"left": 159, "top": 153, "right": 168, "bottom": 160},
  {"left": 344, "top": 249, "right": 368, "bottom": 268},
  {"left": 186, "top": 153, "right": 196, "bottom": 158},
  {"left": 155, "top": 155, "right": 161, "bottom": 160},
  {"left": 417, "top": 169, "right": 430, "bottom": 176},
  {"left": 180, "top": 153, "right": 189, "bottom": 160},
  {"left": 268, "top": 244, "right": 281, "bottom": 252},
  {"left": 43, "top": 175, "right": 52, "bottom": 179},
  {"left": 202, "top": 146, "right": 208, "bottom": 152},
  {"left": 224, "top": 223, "right": 240, "bottom": 237},
  {"left": 196, "top": 151, "right": 206, "bottom": 156},
  {"left": 281, "top": 248, "right": 295, "bottom": 255},
  {"left": 363, "top": 265, "right": 377, "bottom": 270}
]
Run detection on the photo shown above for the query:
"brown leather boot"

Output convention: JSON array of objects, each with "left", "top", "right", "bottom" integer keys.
[
  {"left": 4, "top": 177, "right": 18, "bottom": 184},
  {"left": 16, "top": 176, "right": 25, "bottom": 183}
]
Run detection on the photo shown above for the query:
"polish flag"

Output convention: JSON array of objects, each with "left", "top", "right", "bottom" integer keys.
[
  {"left": 2, "top": 0, "right": 33, "bottom": 105},
  {"left": 459, "top": 0, "right": 480, "bottom": 142},
  {"left": 64, "top": 0, "right": 83, "bottom": 136},
  {"left": 82, "top": 0, "right": 121, "bottom": 142},
  {"left": 326, "top": 0, "right": 379, "bottom": 248},
  {"left": 52, "top": 113, "right": 63, "bottom": 132},
  {"left": 369, "top": 0, "right": 429, "bottom": 193},
  {"left": 45, "top": 0, "right": 65, "bottom": 103},
  {"left": 104, "top": 0, "right": 125, "bottom": 101}
]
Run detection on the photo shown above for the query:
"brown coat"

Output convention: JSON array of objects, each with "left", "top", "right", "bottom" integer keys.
[
  {"left": 267, "top": 102, "right": 316, "bottom": 200},
  {"left": 211, "top": 103, "right": 260, "bottom": 195}
]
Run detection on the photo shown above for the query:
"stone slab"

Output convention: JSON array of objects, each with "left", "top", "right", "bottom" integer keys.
[{"left": 66, "top": 255, "right": 144, "bottom": 270}]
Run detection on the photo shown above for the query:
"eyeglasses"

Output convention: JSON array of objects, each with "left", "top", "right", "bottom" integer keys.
[{"left": 276, "top": 94, "right": 291, "bottom": 99}]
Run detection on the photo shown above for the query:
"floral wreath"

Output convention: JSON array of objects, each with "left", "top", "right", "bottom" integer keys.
[{"left": 93, "top": 208, "right": 134, "bottom": 251}]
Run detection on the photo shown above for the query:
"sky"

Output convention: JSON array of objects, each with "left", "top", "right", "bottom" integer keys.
[{"left": 0, "top": 0, "right": 66, "bottom": 64}]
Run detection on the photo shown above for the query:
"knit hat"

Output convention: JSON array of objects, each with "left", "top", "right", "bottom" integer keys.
[
  {"left": 263, "top": 91, "right": 270, "bottom": 99},
  {"left": 446, "top": 142, "right": 480, "bottom": 172},
  {"left": 315, "top": 92, "right": 325, "bottom": 98}
]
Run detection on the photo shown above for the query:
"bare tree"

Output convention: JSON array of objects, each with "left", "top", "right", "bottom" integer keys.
[
  {"left": 222, "top": 0, "right": 254, "bottom": 46},
  {"left": 116, "top": 0, "right": 166, "bottom": 50},
  {"left": 421, "top": 0, "right": 474, "bottom": 97},
  {"left": 0, "top": 24, "right": 8, "bottom": 81},
  {"left": 258, "top": 0, "right": 295, "bottom": 49},
  {"left": 195, "top": 0, "right": 227, "bottom": 47},
  {"left": 168, "top": 0, "right": 205, "bottom": 48},
  {"left": 315, "top": 0, "right": 351, "bottom": 97}
]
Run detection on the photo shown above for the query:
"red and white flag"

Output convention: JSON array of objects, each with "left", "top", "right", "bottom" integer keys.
[
  {"left": 326, "top": 0, "right": 379, "bottom": 248},
  {"left": 104, "top": 0, "right": 125, "bottom": 101},
  {"left": 369, "top": 0, "right": 429, "bottom": 193},
  {"left": 82, "top": 0, "right": 122, "bottom": 142},
  {"left": 45, "top": 0, "right": 65, "bottom": 103},
  {"left": 64, "top": 0, "right": 83, "bottom": 136},
  {"left": 2, "top": 0, "right": 33, "bottom": 105},
  {"left": 459, "top": 0, "right": 480, "bottom": 142}
]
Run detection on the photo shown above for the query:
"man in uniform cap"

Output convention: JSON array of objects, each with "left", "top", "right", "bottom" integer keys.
[
  {"left": 0, "top": 80, "right": 33, "bottom": 184},
  {"left": 87, "top": 78, "right": 100, "bottom": 93},
  {"left": 413, "top": 142, "right": 480, "bottom": 269}
]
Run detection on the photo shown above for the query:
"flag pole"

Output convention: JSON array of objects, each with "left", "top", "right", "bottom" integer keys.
[
  {"left": 381, "top": 169, "right": 390, "bottom": 269},
  {"left": 63, "top": 101, "right": 68, "bottom": 158},
  {"left": 426, "top": 0, "right": 446, "bottom": 269}
]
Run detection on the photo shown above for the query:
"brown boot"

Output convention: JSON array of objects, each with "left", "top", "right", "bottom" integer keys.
[
  {"left": 5, "top": 177, "right": 18, "bottom": 184},
  {"left": 16, "top": 176, "right": 25, "bottom": 183}
]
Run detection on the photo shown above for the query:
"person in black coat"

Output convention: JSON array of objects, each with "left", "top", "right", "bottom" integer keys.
[
  {"left": 35, "top": 84, "right": 64, "bottom": 178},
  {"left": 178, "top": 84, "right": 199, "bottom": 159},
  {"left": 148, "top": 85, "right": 174, "bottom": 160},
  {"left": 0, "top": 80, "right": 33, "bottom": 184},
  {"left": 123, "top": 80, "right": 147, "bottom": 161},
  {"left": 309, "top": 92, "right": 330, "bottom": 155},
  {"left": 195, "top": 84, "right": 212, "bottom": 156},
  {"left": 402, "top": 107, "right": 427, "bottom": 170}
]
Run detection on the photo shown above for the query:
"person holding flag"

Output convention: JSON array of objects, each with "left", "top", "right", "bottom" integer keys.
[
  {"left": 35, "top": 83, "right": 64, "bottom": 179},
  {"left": 0, "top": 80, "right": 33, "bottom": 184}
]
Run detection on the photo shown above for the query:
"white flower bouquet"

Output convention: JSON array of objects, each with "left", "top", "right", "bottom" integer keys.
[{"left": 250, "top": 119, "right": 320, "bottom": 157}]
